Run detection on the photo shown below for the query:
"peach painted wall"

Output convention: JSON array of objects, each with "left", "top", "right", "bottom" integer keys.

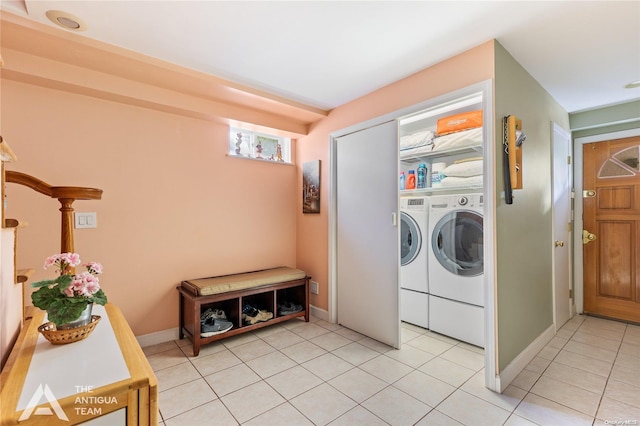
[
  {"left": 2, "top": 80, "right": 297, "bottom": 336},
  {"left": 295, "top": 41, "right": 495, "bottom": 312}
]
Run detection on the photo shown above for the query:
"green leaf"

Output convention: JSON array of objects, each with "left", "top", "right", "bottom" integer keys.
[
  {"left": 46, "top": 300, "right": 90, "bottom": 326},
  {"left": 31, "top": 274, "right": 73, "bottom": 289},
  {"left": 91, "top": 289, "right": 108, "bottom": 306},
  {"left": 31, "top": 286, "right": 64, "bottom": 309},
  {"left": 56, "top": 275, "right": 73, "bottom": 291},
  {"left": 31, "top": 279, "right": 60, "bottom": 289}
]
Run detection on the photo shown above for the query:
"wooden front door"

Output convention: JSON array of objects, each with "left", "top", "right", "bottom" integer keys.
[{"left": 583, "top": 136, "right": 640, "bottom": 323}]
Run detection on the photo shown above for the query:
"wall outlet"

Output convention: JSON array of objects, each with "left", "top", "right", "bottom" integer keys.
[{"left": 310, "top": 280, "right": 319, "bottom": 295}]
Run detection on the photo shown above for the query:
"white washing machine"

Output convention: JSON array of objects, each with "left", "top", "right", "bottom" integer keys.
[
  {"left": 428, "top": 193, "right": 484, "bottom": 347},
  {"left": 400, "top": 196, "right": 429, "bottom": 328}
]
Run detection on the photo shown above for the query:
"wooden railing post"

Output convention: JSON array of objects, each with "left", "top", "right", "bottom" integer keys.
[
  {"left": 5, "top": 171, "right": 102, "bottom": 254},
  {"left": 59, "top": 198, "right": 75, "bottom": 254}
]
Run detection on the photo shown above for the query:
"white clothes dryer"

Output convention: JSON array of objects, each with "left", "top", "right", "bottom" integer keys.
[
  {"left": 428, "top": 193, "right": 484, "bottom": 347},
  {"left": 400, "top": 196, "right": 429, "bottom": 328}
]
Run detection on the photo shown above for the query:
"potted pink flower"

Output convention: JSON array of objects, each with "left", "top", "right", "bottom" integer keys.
[{"left": 31, "top": 253, "right": 107, "bottom": 328}]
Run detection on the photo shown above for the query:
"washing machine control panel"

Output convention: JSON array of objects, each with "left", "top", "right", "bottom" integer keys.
[{"left": 450, "top": 194, "right": 483, "bottom": 208}]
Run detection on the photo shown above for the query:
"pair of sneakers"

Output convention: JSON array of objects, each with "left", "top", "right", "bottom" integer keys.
[
  {"left": 278, "top": 301, "right": 303, "bottom": 315},
  {"left": 242, "top": 304, "right": 273, "bottom": 325},
  {"left": 200, "top": 308, "right": 233, "bottom": 337}
]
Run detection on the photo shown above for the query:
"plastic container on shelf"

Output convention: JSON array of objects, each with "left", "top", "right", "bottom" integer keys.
[
  {"left": 417, "top": 163, "right": 427, "bottom": 189},
  {"left": 399, "top": 172, "right": 406, "bottom": 190},
  {"left": 406, "top": 170, "right": 416, "bottom": 190},
  {"left": 431, "top": 162, "right": 446, "bottom": 188}
]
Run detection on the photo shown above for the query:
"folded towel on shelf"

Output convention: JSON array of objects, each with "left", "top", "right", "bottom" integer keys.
[
  {"left": 440, "top": 175, "right": 483, "bottom": 188},
  {"left": 443, "top": 159, "right": 483, "bottom": 177},
  {"left": 400, "top": 130, "right": 435, "bottom": 151},
  {"left": 432, "top": 127, "right": 483, "bottom": 152},
  {"left": 436, "top": 110, "right": 482, "bottom": 136},
  {"left": 399, "top": 144, "right": 434, "bottom": 160}
]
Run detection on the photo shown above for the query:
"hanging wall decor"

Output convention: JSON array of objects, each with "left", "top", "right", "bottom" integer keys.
[
  {"left": 303, "top": 160, "right": 320, "bottom": 214},
  {"left": 502, "top": 115, "right": 525, "bottom": 204}
]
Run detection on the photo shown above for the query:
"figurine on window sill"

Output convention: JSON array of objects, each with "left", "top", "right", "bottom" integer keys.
[{"left": 235, "top": 132, "right": 243, "bottom": 156}]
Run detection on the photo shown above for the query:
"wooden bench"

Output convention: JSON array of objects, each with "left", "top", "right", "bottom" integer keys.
[{"left": 177, "top": 267, "right": 310, "bottom": 356}]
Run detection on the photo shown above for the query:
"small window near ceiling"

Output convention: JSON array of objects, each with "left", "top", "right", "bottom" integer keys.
[{"left": 229, "top": 127, "right": 291, "bottom": 164}]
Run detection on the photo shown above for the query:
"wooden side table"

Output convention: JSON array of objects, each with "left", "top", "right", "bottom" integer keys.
[{"left": 0, "top": 304, "right": 158, "bottom": 425}]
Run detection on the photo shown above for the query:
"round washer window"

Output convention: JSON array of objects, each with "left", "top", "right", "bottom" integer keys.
[
  {"left": 431, "top": 210, "right": 483, "bottom": 276},
  {"left": 400, "top": 212, "right": 422, "bottom": 266}
]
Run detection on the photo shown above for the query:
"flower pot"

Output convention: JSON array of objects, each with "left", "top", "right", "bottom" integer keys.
[{"left": 56, "top": 303, "right": 93, "bottom": 330}]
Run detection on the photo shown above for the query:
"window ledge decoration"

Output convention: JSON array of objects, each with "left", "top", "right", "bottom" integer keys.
[{"left": 229, "top": 127, "right": 291, "bottom": 164}]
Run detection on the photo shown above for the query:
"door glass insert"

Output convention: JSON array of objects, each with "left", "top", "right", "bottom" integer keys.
[
  {"left": 599, "top": 146, "right": 639, "bottom": 178},
  {"left": 432, "top": 211, "right": 483, "bottom": 276}
]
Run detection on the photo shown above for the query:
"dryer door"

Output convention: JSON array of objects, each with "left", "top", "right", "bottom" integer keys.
[
  {"left": 432, "top": 210, "right": 483, "bottom": 276},
  {"left": 400, "top": 212, "right": 422, "bottom": 266}
]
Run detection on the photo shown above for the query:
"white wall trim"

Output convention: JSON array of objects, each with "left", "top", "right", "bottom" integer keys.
[
  {"left": 495, "top": 324, "right": 555, "bottom": 392},
  {"left": 573, "top": 128, "right": 640, "bottom": 314},
  {"left": 136, "top": 327, "right": 179, "bottom": 348}
]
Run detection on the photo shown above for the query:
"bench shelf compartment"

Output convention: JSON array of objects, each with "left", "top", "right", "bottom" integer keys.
[{"left": 178, "top": 274, "right": 309, "bottom": 356}]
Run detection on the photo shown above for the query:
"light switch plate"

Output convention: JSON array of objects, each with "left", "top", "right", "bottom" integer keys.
[{"left": 74, "top": 212, "right": 97, "bottom": 229}]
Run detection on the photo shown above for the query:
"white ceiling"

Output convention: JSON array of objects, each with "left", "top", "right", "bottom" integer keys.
[{"left": 2, "top": 1, "right": 639, "bottom": 113}]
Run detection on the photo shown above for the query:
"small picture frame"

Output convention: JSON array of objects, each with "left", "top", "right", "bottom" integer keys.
[{"left": 303, "top": 160, "right": 320, "bottom": 214}]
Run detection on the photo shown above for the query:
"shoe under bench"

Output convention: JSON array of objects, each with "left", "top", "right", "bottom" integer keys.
[{"left": 177, "top": 267, "right": 310, "bottom": 356}]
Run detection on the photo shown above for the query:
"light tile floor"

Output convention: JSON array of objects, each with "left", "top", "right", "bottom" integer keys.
[{"left": 143, "top": 314, "right": 640, "bottom": 425}]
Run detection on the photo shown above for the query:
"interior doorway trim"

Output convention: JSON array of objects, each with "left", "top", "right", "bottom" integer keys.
[
  {"left": 327, "top": 80, "right": 499, "bottom": 391},
  {"left": 573, "top": 128, "right": 640, "bottom": 314}
]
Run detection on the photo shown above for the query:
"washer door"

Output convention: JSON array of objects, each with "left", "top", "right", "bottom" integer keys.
[
  {"left": 400, "top": 212, "right": 422, "bottom": 266},
  {"left": 431, "top": 210, "right": 483, "bottom": 276}
]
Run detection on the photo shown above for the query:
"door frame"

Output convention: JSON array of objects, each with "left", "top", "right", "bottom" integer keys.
[
  {"left": 573, "top": 128, "right": 640, "bottom": 314},
  {"left": 328, "top": 80, "right": 499, "bottom": 391}
]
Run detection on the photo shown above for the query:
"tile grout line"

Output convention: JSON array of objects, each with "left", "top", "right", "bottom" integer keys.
[
  {"left": 590, "top": 321, "right": 627, "bottom": 426},
  {"left": 506, "top": 316, "right": 583, "bottom": 426}
]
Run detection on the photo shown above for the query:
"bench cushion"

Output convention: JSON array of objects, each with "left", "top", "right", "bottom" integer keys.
[{"left": 183, "top": 267, "right": 306, "bottom": 296}]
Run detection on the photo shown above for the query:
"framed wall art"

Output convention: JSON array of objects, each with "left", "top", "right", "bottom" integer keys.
[{"left": 303, "top": 160, "right": 320, "bottom": 214}]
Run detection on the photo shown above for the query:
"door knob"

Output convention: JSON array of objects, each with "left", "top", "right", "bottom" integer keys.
[
  {"left": 583, "top": 230, "right": 597, "bottom": 245},
  {"left": 555, "top": 241, "right": 565, "bottom": 247}
]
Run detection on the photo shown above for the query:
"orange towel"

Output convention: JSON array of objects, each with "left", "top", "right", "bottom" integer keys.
[{"left": 436, "top": 110, "right": 482, "bottom": 136}]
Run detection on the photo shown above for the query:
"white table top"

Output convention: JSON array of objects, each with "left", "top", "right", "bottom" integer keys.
[{"left": 17, "top": 304, "right": 131, "bottom": 410}]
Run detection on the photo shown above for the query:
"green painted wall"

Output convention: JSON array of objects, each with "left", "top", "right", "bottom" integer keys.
[
  {"left": 571, "top": 100, "right": 640, "bottom": 138},
  {"left": 493, "top": 41, "right": 570, "bottom": 372}
]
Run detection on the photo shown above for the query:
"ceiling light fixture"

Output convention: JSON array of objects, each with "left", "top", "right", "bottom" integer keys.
[
  {"left": 624, "top": 80, "right": 640, "bottom": 89},
  {"left": 45, "top": 10, "right": 88, "bottom": 32}
]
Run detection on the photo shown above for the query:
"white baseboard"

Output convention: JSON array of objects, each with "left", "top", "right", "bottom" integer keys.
[
  {"left": 136, "top": 327, "right": 179, "bottom": 348},
  {"left": 310, "top": 304, "right": 329, "bottom": 322},
  {"left": 495, "top": 324, "right": 555, "bottom": 392}
]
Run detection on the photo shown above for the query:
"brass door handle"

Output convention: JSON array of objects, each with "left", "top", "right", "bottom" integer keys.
[
  {"left": 555, "top": 241, "right": 565, "bottom": 247},
  {"left": 583, "top": 230, "right": 597, "bottom": 245}
]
